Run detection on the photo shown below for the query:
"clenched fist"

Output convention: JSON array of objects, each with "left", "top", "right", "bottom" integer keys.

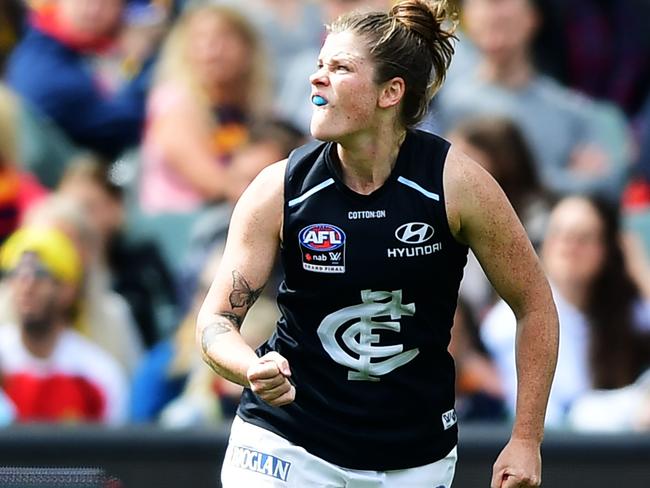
[
  {"left": 247, "top": 352, "right": 296, "bottom": 407},
  {"left": 491, "top": 438, "right": 542, "bottom": 488}
]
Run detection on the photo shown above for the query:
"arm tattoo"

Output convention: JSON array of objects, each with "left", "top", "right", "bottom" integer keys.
[
  {"left": 199, "top": 270, "right": 263, "bottom": 382},
  {"left": 200, "top": 313, "right": 243, "bottom": 379},
  {"left": 200, "top": 313, "right": 243, "bottom": 355},
  {"left": 229, "top": 270, "right": 265, "bottom": 311},
  {"left": 219, "top": 311, "right": 243, "bottom": 329}
]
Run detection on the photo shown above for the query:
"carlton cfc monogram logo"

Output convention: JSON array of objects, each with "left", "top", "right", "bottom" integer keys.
[{"left": 317, "top": 289, "right": 419, "bottom": 381}]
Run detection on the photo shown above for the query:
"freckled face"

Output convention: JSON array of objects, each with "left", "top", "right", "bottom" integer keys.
[{"left": 309, "top": 31, "right": 382, "bottom": 142}]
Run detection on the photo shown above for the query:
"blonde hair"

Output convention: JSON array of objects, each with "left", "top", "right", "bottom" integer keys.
[
  {"left": 23, "top": 194, "right": 97, "bottom": 253},
  {"left": 154, "top": 4, "right": 270, "bottom": 119},
  {"left": 0, "top": 84, "right": 19, "bottom": 166}
]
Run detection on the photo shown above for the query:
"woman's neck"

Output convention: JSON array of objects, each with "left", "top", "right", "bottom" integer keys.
[
  {"left": 206, "top": 82, "right": 247, "bottom": 108},
  {"left": 478, "top": 49, "right": 534, "bottom": 89},
  {"left": 21, "top": 320, "right": 64, "bottom": 359},
  {"left": 336, "top": 127, "right": 406, "bottom": 195}
]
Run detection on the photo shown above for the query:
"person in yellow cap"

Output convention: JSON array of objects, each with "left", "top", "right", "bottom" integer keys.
[
  {"left": 0, "top": 225, "right": 128, "bottom": 424},
  {"left": 0, "top": 226, "right": 83, "bottom": 285}
]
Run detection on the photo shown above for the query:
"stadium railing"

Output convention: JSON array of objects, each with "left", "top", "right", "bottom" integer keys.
[{"left": 0, "top": 422, "right": 648, "bottom": 487}]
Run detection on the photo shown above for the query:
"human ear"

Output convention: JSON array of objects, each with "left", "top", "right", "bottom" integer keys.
[{"left": 378, "top": 77, "right": 405, "bottom": 109}]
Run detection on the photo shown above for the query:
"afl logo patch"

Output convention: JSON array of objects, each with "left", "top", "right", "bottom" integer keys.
[
  {"left": 299, "top": 224, "right": 346, "bottom": 273},
  {"left": 395, "top": 222, "right": 434, "bottom": 244},
  {"left": 299, "top": 224, "right": 345, "bottom": 251}
]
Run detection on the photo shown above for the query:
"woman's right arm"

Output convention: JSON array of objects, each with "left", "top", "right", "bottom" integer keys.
[{"left": 196, "top": 160, "right": 295, "bottom": 406}]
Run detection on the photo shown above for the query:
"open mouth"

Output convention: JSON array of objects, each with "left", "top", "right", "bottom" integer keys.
[{"left": 311, "top": 95, "right": 328, "bottom": 107}]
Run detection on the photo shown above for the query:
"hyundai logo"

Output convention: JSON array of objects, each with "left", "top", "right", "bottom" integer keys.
[{"left": 395, "top": 222, "right": 434, "bottom": 244}]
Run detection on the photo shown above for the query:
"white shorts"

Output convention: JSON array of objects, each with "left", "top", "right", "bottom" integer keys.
[{"left": 221, "top": 416, "right": 457, "bottom": 487}]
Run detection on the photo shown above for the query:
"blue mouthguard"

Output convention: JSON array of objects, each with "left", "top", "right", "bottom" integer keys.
[{"left": 312, "top": 95, "right": 328, "bottom": 106}]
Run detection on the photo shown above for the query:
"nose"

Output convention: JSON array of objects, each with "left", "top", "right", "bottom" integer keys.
[
  {"left": 13, "top": 271, "right": 40, "bottom": 295},
  {"left": 210, "top": 34, "right": 229, "bottom": 54},
  {"left": 310, "top": 66, "right": 329, "bottom": 87}
]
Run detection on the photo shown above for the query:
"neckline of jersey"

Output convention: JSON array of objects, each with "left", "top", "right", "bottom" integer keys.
[{"left": 324, "top": 130, "right": 413, "bottom": 203}]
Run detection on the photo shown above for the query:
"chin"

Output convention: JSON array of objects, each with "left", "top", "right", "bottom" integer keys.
[
  {"left": 311, "top": 116, "right": 353, "bottom": 143},
  {"left": 311, "top": 130, "right": 337, "bottom": 142},
  {"left": 310, "top": 120, "right": 337, "bottom": 142}
]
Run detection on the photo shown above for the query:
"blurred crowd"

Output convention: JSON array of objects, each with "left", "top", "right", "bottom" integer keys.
[{"left": 0, "top": 0, "right": 650, "bottom": 433}]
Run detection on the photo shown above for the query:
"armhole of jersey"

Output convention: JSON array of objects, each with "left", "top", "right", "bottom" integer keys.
[
  {"left": 434, "top": 139, "right": 467, "bottom": 251},
  {"left": 282, "top": 140, "right": 324, "bottom": 247},
  {"left": 282, "top": 152, "right": 293, "bottom": 249}
]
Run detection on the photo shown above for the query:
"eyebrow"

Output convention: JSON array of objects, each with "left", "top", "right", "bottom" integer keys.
[
  {"left": 332, "top": 51, "right": 362, "bottom": 61},
  {"left": 317, "top": 52, "right": 363, "bottom": 66}
]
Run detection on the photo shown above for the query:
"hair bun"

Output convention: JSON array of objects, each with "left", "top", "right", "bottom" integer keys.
[
  {"left": 390, "top": 0, "right": 458, "bottom": 47},
  {"left": 327, "top": 0, "right": 458, "bottom": 127},
  {"left": 389, "top": 0, "right": 457, "bottom": 95}
]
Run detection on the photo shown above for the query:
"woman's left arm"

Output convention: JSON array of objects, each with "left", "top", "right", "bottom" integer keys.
[{"left": 444, "top": 147, "right": 559, "bottom": 488}]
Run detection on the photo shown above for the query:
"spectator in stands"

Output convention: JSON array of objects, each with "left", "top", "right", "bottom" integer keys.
[
  {"left": 623, "top": 95, "right": 650, "bottom": 211},
  {"left": 139, "top": 3, "right": 269, "bottom": 214},
  {"left": 450, "top": 116, "right": 551, "bottom": 246},
  {"left": 96, "top": 0, "right": 169, "bottom": 92},
  {"left": 0, "top": 226, "right": 128, "bottom": 424},
  {"left": 1, "top": 85, "right": 80, "bottom": 190},
  {"left": 178, "top": 118, "right": 304, "bottom": 309},
  {"left": 535, "top": 0, "right": 650, "bottom": 120},
  {"left": 0, "top": 0, "right": 25, "bottom": 74},
  {"left": 5, "top": 0, "right": 154, "bottom": 160},
  {"left": 16, "top": 195, "right": 145, "bottom": 377},
  {"left": 222, "top": 0, "right": 324, "bottom": 95},
  {"left": 131, "top": 244, "right": 278, "bottom": 425},
  {"left": 0, "top": 384, "right": 15, "bottom": 426},
  {"left": 449, "top": 300, "right": 506, "bottom": 421},
  {"left": 566, "top": 367, "right": 650, "bottom": 432},
  {"left": 481, "top": 196, "right": 650, "bottom": 427},
  {"left": 448, "top": 116, "right": 551, "bottom": 322},
  {"left": 0, "top": 83, "right": 49, "bottom": 243},
  {"left": 639, "top": 98, "right": 650, "bottom": 183},
  {"left": 58, "top": 157, "right": 179, "bottom": 347},
  {"left": 422, "top": 0, "right": 630, "bottom": 200},
  {"left": 130, "top": 118, "right": 302, "bottom": 422}
]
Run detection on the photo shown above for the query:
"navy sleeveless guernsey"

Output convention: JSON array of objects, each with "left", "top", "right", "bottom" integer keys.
[{"left": 238, "top": 129, "right": 469, "bottom": 471}]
